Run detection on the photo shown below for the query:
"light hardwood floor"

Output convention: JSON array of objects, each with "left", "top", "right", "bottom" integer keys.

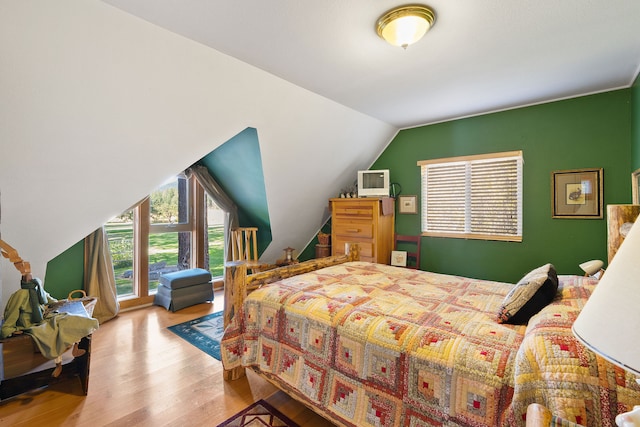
[{"left": 0, "top": 291, "right": 336, "bottom": 426}]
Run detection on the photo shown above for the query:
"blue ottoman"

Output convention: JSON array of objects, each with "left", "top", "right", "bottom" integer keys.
[
  {"left": 154, "top": 268, "right": 213, "bottom": 312},
  {"left": 159, "top": 268, "right": 212, "bottom": 289}
]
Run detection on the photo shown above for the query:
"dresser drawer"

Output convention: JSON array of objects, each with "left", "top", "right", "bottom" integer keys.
[
  {"left": 333, "top": 238, "right": 373, "bottom": 259},
  {"left": 333, "top": 204, "right": 374, "bottom": 220},
  {"left": 334, "top": 222, "right": 373, "bottom": 239}
]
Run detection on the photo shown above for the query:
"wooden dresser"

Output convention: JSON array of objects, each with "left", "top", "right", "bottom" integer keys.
[{"left": 330, "top": 197, "right": 395, "bottom": 264}]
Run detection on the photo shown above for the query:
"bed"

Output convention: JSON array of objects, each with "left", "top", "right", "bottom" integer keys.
[{"left": 220, "top": 254, "right": 640, "bottom": 427}]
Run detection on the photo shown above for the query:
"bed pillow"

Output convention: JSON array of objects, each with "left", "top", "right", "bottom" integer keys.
[{"left": 497, "top": 263, "right": 558, "bottom": 325}]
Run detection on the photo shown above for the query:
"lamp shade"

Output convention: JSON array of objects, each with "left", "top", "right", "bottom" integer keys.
[
  {"left": 573, "top": 217, "right": 640, "bottom": 376},
  {"left": 579, "top": 259, "right": 604, "bottom": 276}
]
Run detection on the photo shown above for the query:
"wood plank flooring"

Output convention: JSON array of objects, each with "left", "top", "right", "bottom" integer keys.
[{"left": 0, "top": 291, "right": 336, "bottom": 426}]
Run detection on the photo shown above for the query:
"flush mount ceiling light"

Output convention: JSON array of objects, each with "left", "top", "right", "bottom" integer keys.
[{"left": 376, "top": 4, "right": 436, "bottom": 49}]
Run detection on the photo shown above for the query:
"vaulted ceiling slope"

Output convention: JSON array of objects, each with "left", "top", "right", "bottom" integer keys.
[
  {"left": 101, "top": 0, "right": 640, "bottom": 128},
  {"left": 0, "top": 0, "right": 396, "bottom": 305},
  {"left": 2, "top": 1, "right": 640, "bottom": 305}
]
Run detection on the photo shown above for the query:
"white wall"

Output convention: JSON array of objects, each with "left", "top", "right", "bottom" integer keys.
[{"left": 0, "top": 0, "right": 397, "bottom": 307}]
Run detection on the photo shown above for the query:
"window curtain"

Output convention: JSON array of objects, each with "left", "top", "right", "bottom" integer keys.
[
  {"left": 186, "top": 164, "right": 239, "bottom": 263},
  {"left": 84, "top": 227, "right": 119, "bottom": 324}
]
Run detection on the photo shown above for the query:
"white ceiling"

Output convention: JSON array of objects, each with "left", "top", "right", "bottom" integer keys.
[{"left": 101, "top": 0, "right": 640, "bottom": 128}]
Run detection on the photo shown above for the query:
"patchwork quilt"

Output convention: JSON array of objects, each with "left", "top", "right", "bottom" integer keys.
[
  {"left": 507, "top": 275, "right": 640, "bottom": 426},
  {"left": 220, "top": 262, "right": 640, "bottom": 427}
]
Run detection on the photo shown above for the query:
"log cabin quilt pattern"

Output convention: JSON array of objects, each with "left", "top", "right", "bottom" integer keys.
[
  {"left": 506, "top": 275, "right": 640, "bottom": 427},
  {"left": 220, "top": 262, "right": 640, "bottom": 427}
]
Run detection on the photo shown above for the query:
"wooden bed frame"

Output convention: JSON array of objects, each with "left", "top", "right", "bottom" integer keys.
[
  {"left": 222, "top": 244, "right": 360, "bottom": 381},
  {"left": 219, "top": 251, "right": 613, "bottom": 426}
]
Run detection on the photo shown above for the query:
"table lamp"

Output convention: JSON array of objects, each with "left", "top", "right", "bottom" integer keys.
[
  {"left": 578, "top": 259, "right": 604, "bottom": 278},
  {"left": 573, "top": 218, "right": 640, "bottom": 426}
]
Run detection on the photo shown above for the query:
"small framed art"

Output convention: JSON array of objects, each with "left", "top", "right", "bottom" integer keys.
[
  {"left": 551, "top": 168, "right": 603, "bottom": 219},
  {"left": 391, "top": 250, "right": 407, "bottom": 267},
  {"left": 398, "top": 195, "right": 418, "bottom": 214}
]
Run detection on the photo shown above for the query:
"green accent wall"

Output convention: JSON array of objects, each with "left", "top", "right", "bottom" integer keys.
[
  {"left": 632, "top": 75, "right": 640, "bottom": 171},
  {"left": 199, "top": 127, "right": 272, "bottom": 255},
  {"left": 372, "top": 90, "right": 632, "bottom": 283},
  {"left": 44, "top": 239, "right": 84, "bottom": 300}
]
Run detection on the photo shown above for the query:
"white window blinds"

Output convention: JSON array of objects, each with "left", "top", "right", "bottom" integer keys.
[{"left": 418, "top": 151, "right": 523, "bottom": 242}]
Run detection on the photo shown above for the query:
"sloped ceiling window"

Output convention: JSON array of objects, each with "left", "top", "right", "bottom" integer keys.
[{"left": 105, "top": 174, "right": 221, "bottom": 309}]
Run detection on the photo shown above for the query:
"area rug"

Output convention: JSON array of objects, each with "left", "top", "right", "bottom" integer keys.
[
  {"left": 217, "top": 399, "right": 300, "bottom": 427},
  {"left": 168, "top": 311, "right": 224, "bottom": 360}
]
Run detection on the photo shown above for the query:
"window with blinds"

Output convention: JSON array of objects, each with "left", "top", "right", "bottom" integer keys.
[{"left": 418, "top": 151, "right": 523, "bottom": 242}]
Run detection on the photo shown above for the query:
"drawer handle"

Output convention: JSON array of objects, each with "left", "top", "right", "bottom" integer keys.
[{"left": 346, "top": 228, "right": 360, "bottom": 233}]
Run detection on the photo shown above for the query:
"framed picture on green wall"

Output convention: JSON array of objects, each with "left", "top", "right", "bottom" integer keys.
[
  {"left": 398, "top": 195, "right": 418, "bottom": 214},
  {"left": 551, "top": 168, "right": 603, "bottom": 219}
]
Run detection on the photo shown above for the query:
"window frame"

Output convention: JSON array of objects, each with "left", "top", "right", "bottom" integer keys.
[
  {"left": 116, "top": 176, "right": 208, "bottom": 310},
  {"left": 149, "top": 173, "right": 194, "bottom": 232},
  {"left": 418, "top": 150, "right": 523, "bottom": 242}
]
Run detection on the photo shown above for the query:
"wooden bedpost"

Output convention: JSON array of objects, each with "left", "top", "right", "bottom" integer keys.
[
  {"left": 223, "top": 261, "right": 248, "bottom": 381},
  {"left": 223, "top": 261, "right": 247, "bottom": 329},
  {"left": 525, "top": 403, "right": 552, "bottom": 427},
  {"left": 607, "top": 204, "right": 640, "bottom": 263}
]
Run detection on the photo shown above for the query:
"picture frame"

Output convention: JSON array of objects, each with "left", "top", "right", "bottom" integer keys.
[
  {"left": 391, "top": 250, "right": 407, "bottom": 267},
  {"left": 398, "top": 195, "right": 418, "bottom": 214},
  {"left": 551, "top": 168, "right": 603, "bottom": 219},
  {"left": 633, "top": 168, "right": 640, "bottom": 204}
]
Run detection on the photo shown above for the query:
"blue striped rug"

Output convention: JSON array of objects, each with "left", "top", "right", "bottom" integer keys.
[{"left": 168, "top": 311, "right": 224, "bottom": 360}]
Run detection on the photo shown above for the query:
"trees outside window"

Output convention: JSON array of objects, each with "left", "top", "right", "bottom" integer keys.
[{"left": 105, "top": 174, "right": 225, "bottom": 309}]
